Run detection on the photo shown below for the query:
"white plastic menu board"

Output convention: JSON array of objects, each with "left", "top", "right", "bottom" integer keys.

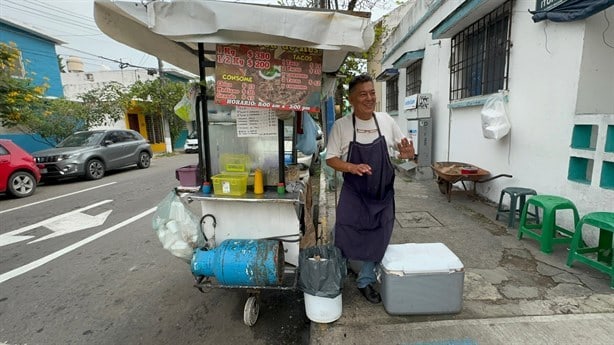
[
  {"left": 215, "top": 44, "right": 323, "bottom": 112},
  {"left": 235, "top": 107, "right": 278, "bottom": 137}
]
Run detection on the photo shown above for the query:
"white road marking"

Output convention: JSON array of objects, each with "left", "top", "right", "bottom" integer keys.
[
  {"left": 0, "top": 200, "right": 113, "bottom": 247},
  {"left": 0, "top": 206, "right": 157, "bottom": 284},
  {"left": 28, "top": 210, "right": 113, "bottom": 244},
  {"left": 0, "top": 182, "right": 117, "bottom": 215}
]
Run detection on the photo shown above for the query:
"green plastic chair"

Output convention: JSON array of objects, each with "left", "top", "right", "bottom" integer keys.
[
  {"left": 566, "top": 212, "right": 614, "bottom": 289},
  {"left": 517, "top": 195, "right": 579, "bottom": 254},
  {"left": 495, "top": 187, "right": 538, "bottom": 228}
]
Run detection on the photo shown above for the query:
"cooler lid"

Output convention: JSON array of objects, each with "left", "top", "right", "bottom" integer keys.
[{"left": 381, "top": 243, "right": 464, "bottom": 274}]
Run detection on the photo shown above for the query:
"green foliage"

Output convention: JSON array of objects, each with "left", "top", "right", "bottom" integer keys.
[
  {"left": 57, "top": 55, "right": 66, "bottom": 73},
  {"left": 79, "top": 82, "right": 128, "bottom": 126},
  {"left": 127, "top": 78, "right": 188, "bottom": 143},
  {"left": 0, "top": 42, "right": 48, "bottom": 127},
  {"left": 23, "top": 99, "right": 88, "bottom": 144}
]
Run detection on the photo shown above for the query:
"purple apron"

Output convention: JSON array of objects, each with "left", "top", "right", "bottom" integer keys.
[{"left": 334, "top": 114, "right": 395, "bottom": 262}]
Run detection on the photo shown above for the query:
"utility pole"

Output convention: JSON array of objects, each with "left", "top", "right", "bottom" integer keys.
[{"left": 158, "top": 57, "right": 173, "bottom": 153}]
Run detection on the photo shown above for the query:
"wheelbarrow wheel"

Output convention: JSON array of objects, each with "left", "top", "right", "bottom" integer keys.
[
  {"left": 243, "top": 295, "right": 260, "bottom": 326},
  {"left": 437, "top": 179, "right": 449, "bottom": 194}
]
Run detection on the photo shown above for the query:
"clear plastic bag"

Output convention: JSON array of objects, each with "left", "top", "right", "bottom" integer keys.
[
  {"left": 481, "top": 92, "right": 511, "bottom": 140},
  {"left": 152, "top": 191, "right": 205, "bottom": 262}
]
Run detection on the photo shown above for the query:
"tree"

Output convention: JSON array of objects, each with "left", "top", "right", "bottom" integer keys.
[
  {"left": 0, "top": 41, "right": 48, "bottom": 128},
  {"left": 125, "top": 78, "right": 188, "bottom": 144}
]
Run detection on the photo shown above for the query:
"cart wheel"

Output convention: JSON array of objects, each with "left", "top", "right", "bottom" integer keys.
[
  {"left": 437, "top": 179, "right": 449, "bottom": 194},
  {"left": 243, "top": 295, "right": 259, "bottom": 327}
]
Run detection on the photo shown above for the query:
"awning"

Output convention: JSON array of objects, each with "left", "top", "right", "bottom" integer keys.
[
  {"left": 530, "top": 0, "right": 614, "bottom": 23},
  {"left": 430, "top": 0, "right": 507, "bottom": 39},
  {"left": 392, "top": 49, "right": 424, "bottom": 69},
  {"left": 93, "top": 0, "right": 375, "bottom": 73},
  {"left": 375, "top": 68, "right": 399, "bottom": 82}
]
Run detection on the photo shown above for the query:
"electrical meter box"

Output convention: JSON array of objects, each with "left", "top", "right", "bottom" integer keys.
[
  {"left": 404, "top": 93, "right": 431, "bottom": 119},
  {"left": 403, "top": 93, "right": 433, "bottom": 181}
]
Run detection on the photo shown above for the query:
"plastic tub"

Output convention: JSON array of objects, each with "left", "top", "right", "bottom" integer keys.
[
  {"left": 303, "top": 292, "right": 342, "bottom": 323},
  {"left": 211, "top": 173, "right": 248, "bottom": 196},
  {"left": 175, "top": 165, "right": 201, "bottom": 187},
  {"left": 219, "top": 154, "right": 251, "bottom": 173}
]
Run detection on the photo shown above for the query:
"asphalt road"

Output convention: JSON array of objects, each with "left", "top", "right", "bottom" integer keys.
[{"left": 0, "top": 153, "right": 309, "bottom": 345}]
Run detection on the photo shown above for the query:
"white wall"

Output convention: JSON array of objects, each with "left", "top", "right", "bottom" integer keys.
[
  {"left": 576, "top": 6, "right": 614, "bottom": 115},
  {"left": 61, "top": 69, "right": 157, "bottom": 101},
  {"left": 381, "top": 0, "right": 614, "bottom": 219}
]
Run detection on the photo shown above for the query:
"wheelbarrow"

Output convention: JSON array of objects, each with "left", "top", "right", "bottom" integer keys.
[{"left": 431, "top": 161, "right": 512, "bottom": 202}]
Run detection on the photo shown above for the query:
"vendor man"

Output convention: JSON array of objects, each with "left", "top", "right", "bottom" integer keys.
[{"left": 326, "top": 74, "right": 415, "bottom": 304}]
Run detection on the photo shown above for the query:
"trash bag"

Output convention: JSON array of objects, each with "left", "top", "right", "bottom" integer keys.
[
  {"left": 152, "top": 191, "right": 206, "bottom": 262},
  {"left": 298, "top": 244, "right": 347, "bottom": 298},
  {"left": 481, "top": 92, "right": 511, "bottom": 140}
]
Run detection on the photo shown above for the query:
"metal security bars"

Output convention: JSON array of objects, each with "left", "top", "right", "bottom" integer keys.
[
  {"left": 405, "top": 59, "right": 422, "bottom": 96},
  {"left": 386, "top": 77, "right": 399, "bottom": 112},
  {"left": 449, "top": 0, "right": 512, "bottom": 101}
]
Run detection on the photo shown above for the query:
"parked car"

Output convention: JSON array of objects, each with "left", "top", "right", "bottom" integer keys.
[
  {"left": 33, "top": 129, "right": 153, "bottom": 180},
  {"left": 184, "top": 131, "right": 199, "bottom": 153},
  {"left": 0, "top": 139, "right": 41, "bottom": 198}
]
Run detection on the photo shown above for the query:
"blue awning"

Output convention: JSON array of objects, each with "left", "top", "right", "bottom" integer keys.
[
  {"left": 530, "top": 0, "right": 614, "bottom": 23},
  {"left": 430, "top": 0, "right": 507, "bottom": 39},
  {"left": 392, "top": 49, "right": 425, "bottom": 69},
  {"left": 375, "top": 68, "right": 399, "bottom": 82}
]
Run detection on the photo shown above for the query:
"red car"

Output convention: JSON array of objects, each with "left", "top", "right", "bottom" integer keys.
[{"left": 0, "top": 139, "right": 41, "bottom": 198}]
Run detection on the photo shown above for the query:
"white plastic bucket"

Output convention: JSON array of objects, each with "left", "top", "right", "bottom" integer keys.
[{"left": 303, "top": 292, "right": 342, "bottom": 323}]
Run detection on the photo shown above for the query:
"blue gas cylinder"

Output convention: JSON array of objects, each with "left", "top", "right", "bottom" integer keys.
[{"left": 191, "top": 239, "right": 284, "bottom": 286}]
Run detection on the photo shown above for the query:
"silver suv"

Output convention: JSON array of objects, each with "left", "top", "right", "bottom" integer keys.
[{"left": 33, "top": 129, "right": 153, "bottom": 180}]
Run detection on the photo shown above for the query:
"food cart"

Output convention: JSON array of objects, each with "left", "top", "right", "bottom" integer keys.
[{"left": 94, "top": 0, "right": 374, "bottom": 326}]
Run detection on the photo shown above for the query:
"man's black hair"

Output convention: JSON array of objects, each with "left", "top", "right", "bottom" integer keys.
[{"left": 348, "top": 74, "right": 373, "bottom": 94}]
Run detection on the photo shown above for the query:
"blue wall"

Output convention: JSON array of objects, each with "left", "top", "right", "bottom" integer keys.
[
  {"left": 0, "top": 22, "right": 64, "bottom": 97},
  {"left": 0, "top": 133, "right": 54, "bottom": 153}
]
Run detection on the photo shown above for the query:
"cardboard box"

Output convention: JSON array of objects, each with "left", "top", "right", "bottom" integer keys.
[{"left": 379, "top": 243, "right": 464, "bottom": 315}]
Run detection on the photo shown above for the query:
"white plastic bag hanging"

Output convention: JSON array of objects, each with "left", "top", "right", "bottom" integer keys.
[
  {"left": 173, "top": 85, "right": 198, "bottom": 122},
  {"left": 152, "top": 191, "right": 205, "bottom": 262},
  {"left": 481, "top": 92, "right": 511, "bottom": 140}
]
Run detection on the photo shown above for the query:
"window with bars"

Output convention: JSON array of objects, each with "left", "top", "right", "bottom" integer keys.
[
  {"left": 405, "top": 60, "right": 422, "bottom": 96},
  {"left": 449, "top": 0, "right": 512, "bottom": 101},
  {"left": 386, "top": 76, "right": 399, "bottom": 112},
  {"left": 145, "top": 115, "right": 164, "bottom": 144}
]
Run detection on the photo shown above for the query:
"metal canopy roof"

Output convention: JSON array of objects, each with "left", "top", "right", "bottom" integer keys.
[{"left": 94, "top": 0, "right": 375, "bottom": 73}]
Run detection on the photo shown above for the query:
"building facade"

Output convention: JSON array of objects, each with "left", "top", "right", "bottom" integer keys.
[
  {"left": 378, "top": 0, "right": 614, "bottom": 237},
  {"left": 0, "top": 17, "right": 65, "bottom": 152}
]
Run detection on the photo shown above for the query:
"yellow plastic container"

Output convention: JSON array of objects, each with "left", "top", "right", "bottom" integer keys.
[
  {"left": 212, "top": 173, "right": 248, "bottom": 196},
  {"left": 219, "top": 154, "right": 251, "bottom": 173}
]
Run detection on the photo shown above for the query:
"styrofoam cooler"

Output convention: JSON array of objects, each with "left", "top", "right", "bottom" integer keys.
[{"left": 379, "top": 243, "right": 464, "bottom": 315}]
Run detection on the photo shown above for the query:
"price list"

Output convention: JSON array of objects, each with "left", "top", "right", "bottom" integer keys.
[
  {"left": 235, "top": 107, "right": 278, "bottom": 138},
  {"left": 214, "top": 44, "right": 323, "bottom": 112}
]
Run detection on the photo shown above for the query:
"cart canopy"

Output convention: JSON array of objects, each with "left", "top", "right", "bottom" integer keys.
[{"left": 94, "top": 0, "right": 375, "bottom": 73}]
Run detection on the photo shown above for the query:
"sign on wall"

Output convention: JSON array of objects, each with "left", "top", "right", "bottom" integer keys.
[
  {"left": 214, "top": 44, "right": 323, "bottom": 112},
  {"left": 535, "top": 0, "right": 569, "bottom": 12}
]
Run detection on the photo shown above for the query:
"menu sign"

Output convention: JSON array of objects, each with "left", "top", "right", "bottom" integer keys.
[
  {"left": 215, "top": 44, "right": 323, "bottom": 112},
  {"left": 235, "top": 107, "right": 277, "bottom": 137}
]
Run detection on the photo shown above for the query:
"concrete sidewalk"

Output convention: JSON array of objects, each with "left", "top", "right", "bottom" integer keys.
[{"left": 311, "top": 173, "right": 614, "bottom": 345}]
